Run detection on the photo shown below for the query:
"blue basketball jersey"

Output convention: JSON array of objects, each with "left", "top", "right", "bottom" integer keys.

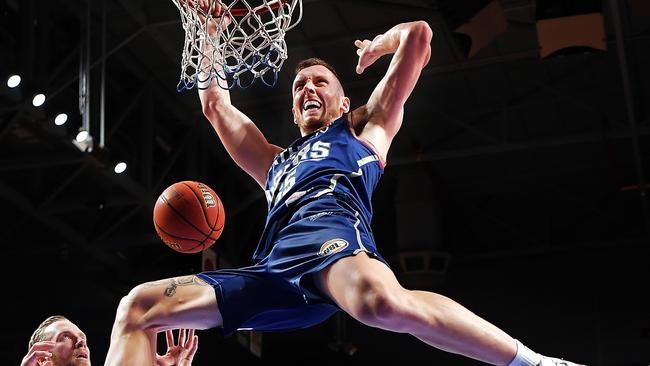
[
  {"left": 253, "top": 115, "right": 384, "bottom": 262},
  {"left": 198, "top": 115, "right": 390, "bottom": 336}
]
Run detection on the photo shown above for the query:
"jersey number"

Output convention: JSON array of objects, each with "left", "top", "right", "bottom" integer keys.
[{"left": 269, "top": 141, "right": 331, "bottom": 205}]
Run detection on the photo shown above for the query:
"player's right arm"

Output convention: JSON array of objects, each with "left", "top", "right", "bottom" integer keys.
[
  {"left": 199, "top": 79, "right": 283, "bottom": 187},
  {"left": 196, "top": 8, "right": 283, "bottom": 187}
]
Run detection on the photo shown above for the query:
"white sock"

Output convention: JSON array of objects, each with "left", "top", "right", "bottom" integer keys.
[{"left": 507, "top": 340, "right": 542, "bottom": 366}]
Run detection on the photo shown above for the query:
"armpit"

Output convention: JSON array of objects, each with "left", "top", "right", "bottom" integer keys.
[{"left": 347, "top": 105, "right": 370, "bottom": 135}]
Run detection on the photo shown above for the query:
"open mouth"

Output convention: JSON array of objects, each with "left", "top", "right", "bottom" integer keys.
[{"left": 303, "top": 100, "right": 321, "bottom": 111}]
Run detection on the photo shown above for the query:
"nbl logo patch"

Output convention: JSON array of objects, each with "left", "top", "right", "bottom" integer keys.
[{"left": 318, "top": 239, "right": 349, "bottom": 256}]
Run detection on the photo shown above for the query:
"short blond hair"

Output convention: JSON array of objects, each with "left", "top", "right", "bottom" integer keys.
[
  {"left": 28, "top": 315, "right": 68, "bottom": 349},
  {"left": 294, "top": 58, "right": 341, "bottom": 82},
  {"left": 294, "top": 58, "right": 345, "bottom": 94}
]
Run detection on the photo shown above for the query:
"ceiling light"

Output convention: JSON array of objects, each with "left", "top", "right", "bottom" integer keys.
[
  {"left": 72, "top": 131, "right": 93, "bottom": 152},
  {"left": 32, "top": 93, "right": 46, "bottom": 107},
  {"left": 76, "top": 129, "right": 89, "bottom": 142},
  {"left": 114, "top": 162, "right": 127, "bottom": 174},
  {"left": 54, "top": 113, "right": 68, "bottom": 126},
  {"left": 7, "top": 75, "right": 21, "bottom": 88}
]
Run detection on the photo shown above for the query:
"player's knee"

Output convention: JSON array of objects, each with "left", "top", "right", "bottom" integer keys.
[
  {"left": 349, "top": 280, "right": 407, "bottom": 330},
  {"left": 114, "top": 284, "right": 155, "bottom": 331},
  {"left": 414, "top": 20, "right": 433, "bottom": 40},
  {"left": 356, "top": 294, "right": 394, "bottom": 327},
  {"left": 113, "top": 294, "right": 141, "bottom": 332}
]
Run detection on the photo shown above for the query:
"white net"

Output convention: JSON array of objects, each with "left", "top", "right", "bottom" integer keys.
[{"left": 172, "top": 0, "right": 303, "bottom": 90}]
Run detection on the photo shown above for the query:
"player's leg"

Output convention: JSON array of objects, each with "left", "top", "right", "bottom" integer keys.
[
  {"left": 104, "top": 275, "right": 221, "bottom": 366},
  {"left": 315, "top": 252, "right": 519, "bottom": 365}
]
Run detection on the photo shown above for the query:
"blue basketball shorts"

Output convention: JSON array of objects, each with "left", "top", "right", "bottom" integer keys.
[{"left": 196, "top": 195, "right": 388, "bottom": 337}]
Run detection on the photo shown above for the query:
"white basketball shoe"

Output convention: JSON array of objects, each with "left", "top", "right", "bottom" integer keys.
[{"left": 538, "top": 357, "right": 585, "bottom": 366}]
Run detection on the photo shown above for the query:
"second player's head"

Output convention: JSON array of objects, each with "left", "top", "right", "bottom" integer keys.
[
  {"left": 292, "top": 58, "right": 350, "bottom": 136},
  {"left": 29, "top": 315, "right": 91, "bottom": 366}
]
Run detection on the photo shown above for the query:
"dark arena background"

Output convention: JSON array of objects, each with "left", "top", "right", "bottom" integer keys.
[{"left": 1, "top": 0, "right": 649, "bottom": 364}]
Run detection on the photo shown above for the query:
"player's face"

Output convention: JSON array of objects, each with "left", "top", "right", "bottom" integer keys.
[
  {"left": 43, "top": 320, "right": 90, "bottom": 366},
  {"left": 292, "top": 65, "right": 350, "bottom": 135}
]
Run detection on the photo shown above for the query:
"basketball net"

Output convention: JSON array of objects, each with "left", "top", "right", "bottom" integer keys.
[{"left": 171, "top": 0, "right": 303, "bottom": 90}]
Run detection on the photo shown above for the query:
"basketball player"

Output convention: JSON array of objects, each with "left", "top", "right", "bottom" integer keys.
[
  {"left": 22, "top": 315, "right": 198, "bottom": 366},
  {"left": 103, "top": 7, "right": 585, "bottom": 366}
]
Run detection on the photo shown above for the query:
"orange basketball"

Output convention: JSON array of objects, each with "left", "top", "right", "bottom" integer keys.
[{"left": 153, "top": 181, "right": 225, "bottom": 254}]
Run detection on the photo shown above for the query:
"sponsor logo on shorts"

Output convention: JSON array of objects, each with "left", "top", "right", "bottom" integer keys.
[{"left": 318, "top": 239, "right": 349, "bottom": 256}]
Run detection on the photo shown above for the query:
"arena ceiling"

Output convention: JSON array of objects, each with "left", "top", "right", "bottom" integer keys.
[{"left": 1, "top": 0, "right": 649, "bottom": 364}]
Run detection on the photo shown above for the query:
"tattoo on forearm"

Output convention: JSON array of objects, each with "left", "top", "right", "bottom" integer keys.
[
  {"left": 140, "top": 275, "right": 208, "bottom": 297},
  {"left": 165, "top": 280, "right": 178, "bottom": 297},
  {"left": 164, "top": 276, "right": 208, "bottom": 297}
]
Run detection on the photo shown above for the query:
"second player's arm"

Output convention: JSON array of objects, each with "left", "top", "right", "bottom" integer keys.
[{"left": 197, "top": 19, "right": 283, "bottom": 187}]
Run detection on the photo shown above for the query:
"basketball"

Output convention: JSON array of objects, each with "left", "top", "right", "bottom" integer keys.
[{"left": 153, "top": 181, "right": 225, "bottom": 254}]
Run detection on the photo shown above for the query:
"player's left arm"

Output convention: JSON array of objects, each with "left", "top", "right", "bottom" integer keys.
[{"left": 353, "top": 21, "right": 432, "bottom": 160}]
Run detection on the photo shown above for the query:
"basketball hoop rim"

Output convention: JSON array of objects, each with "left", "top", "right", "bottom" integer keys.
[
  {"left": 173, "top": 0, "right": 302, "bottom": 90},
  {"left": 228, "top": 0, "right": 290, "bottom": 17}
]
